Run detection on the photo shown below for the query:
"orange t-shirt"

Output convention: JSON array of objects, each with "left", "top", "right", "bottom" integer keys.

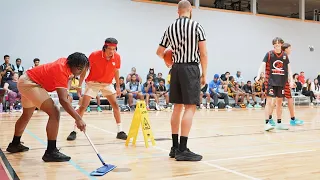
[
  {"left": 85, "top": 50, "right": 121, "bottom": 83},
  {"left": 26, "top": 58, "right": 72, "bottom": 92}
]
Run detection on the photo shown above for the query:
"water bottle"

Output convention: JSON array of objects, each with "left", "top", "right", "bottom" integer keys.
[{"left": 0, "top": 103, "right": 3, "bottom": 113}]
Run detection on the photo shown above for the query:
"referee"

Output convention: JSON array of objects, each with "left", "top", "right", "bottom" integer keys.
[{"left": 156, "top": 0, "right": 208, "bottom": 161}]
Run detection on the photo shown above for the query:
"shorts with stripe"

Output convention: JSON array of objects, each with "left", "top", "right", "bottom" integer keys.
[{"left": 284, "top": 82, "right": 292, "bottom": 99}]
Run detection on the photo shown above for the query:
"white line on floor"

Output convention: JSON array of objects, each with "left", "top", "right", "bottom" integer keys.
[
  {"left": 204, "top": 149, "right": 316, "bottom": 162},
  {"left": 153, "top": 145, "right": 260, "bottom": 180}
]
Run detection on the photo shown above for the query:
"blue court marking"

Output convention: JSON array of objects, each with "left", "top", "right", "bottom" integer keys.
[{"left": 25, "top": 129, "right": 97, "bottom": 180}]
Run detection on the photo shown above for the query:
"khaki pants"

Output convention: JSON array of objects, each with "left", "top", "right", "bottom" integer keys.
[
  {"left": 18, "top": 74, "right": 51, "bottom": 108},
  {"left": 84, "top": 81, "right": 116, "bottom": 98}
]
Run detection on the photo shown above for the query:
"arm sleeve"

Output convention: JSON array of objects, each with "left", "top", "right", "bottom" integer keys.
[
  {"left": 197, "top": 24, "right": 206, "bottom": 41},
  {"left": 159, "top": 30, "right": 170, "bottom": 48}
]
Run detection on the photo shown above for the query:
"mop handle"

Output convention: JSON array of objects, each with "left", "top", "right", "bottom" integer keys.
[
  {"left": 84, "top": 131, "right": 106, "bottom": 165},
  {"left": 84, "top": 132, "right": 99, "bottom": 154}
]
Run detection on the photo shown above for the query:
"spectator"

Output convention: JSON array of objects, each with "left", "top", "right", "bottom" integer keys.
[
  {"left": 114, "top": 76, "right": 128, "bottom": 105},
  {"left": 234, "top": 71, "right": 245, "bottom": 87},
  {"left": 199, "top": 84, "right": 211, "bottom": 109},
  {"left": 126, "top": 67, "right": 142, "bottom": 83},
  {"left": 154, "top": 72, "right": 165, "bottom": 86},
  {"left": 126, "top": 74, "right": 144, "bottom": 109},
  {"left": 253, "top": 76, "right": 265, "bottom": 106},
  {"left": 87, "top": 96, "right": 102, "bottom": 112},
  {"left": 146, "top": 68, "right": 156, "bottom": 81},
  {"left": 156, "top": 79, "right": 169, "bottom": 105},
  {"left": 311, "top": 78, "right": 320, "bottom": 102},
  {"left": 209, "top": 74, "right": 231, "bottom": 109},
  {"left": 302, "top": 79, "right": 316, "bottom": 105},
  {"left": 242, "top": 80, "right": 261, "bottom": 108},
  {"left": 29, "top": 58, "right": 40, "bottom": 69},
  {"left": 220, "top": 71, "right": 230, "bottom": 83},
  {"left": 68, "top": 76, "right": 80, "bottom": 101},
  {"left": 0, "top": 55, "right": 15, "bottom": 87},
  {"left": 13, "top": 58, "right": 24, "bottom": 77},
  {"left": 166, "top": 69, "right": 171, "bottom": 92},
  {"left": 143, "top": 76, "right": 159, "bottom": 110},
  {"left": 227, "top": 76, "right": 245, "bottom": 108},
  {"left": 292, "top": 73, "right": 302, "bottom": 92},
  {"left": 297, "top": 71, "right": 305, "bottom": 84},
  {"left": 3, "top": 72, "right": 20, "bottom": 111}
]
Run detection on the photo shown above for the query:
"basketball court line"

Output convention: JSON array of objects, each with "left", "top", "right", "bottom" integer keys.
[
  {"left": 204, "top": 149, "right": 316, "bottom": 162},
  {"left": 0, "top": 148, "right": 19, "bottom": 180},
  {"left": 152, "top": 146, "right": 261, "bottom": 180},
  {"left": 24, "top": 129, "right": 97, "bottom": 180},
  {"left": 87, "top": 124, "right": 260, "bottom": 180}
]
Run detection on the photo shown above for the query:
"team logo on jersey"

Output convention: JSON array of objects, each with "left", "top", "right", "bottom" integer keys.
[
  {"left": 269, "top": 88, "right": 274, "bottom": 95},
  {"left": 283, "top": 56, "right": 286, "bottom": 60},
  {"left": 112, "top": 62, "right": 116, "bottom": 66},
  {"left": 272, "top": 60, "right": 284, "bottom": 75}
]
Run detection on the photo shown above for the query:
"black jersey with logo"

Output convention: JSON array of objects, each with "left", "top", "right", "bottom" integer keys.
[{"left": 263, "top": 50, "right": 290, "bottom": 87}]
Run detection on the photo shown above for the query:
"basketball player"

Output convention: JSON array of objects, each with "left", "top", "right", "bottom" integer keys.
[
  {"left": 268, "top": 43, "right": 304, "bottom": 126},
  {"left": 156, "top": 0, "right": 207, "bottom": 161},
  {"left": 256, "top": 37, "right": 294, "bottom": 131},
  {"left": 66, "top": 38, "right": 128, "bottom": 141},
  {"left": 6, "top": 52, "right": 89, "bottom": 162}
]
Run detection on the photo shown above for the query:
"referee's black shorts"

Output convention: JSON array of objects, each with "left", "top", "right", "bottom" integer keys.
[{"left": 169, "top": 63, "right": 200, "bottom": 105}]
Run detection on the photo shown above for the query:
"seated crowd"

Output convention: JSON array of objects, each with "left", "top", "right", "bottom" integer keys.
[{"left": 1, "top": 54, "right": 320, "bottom": 112}]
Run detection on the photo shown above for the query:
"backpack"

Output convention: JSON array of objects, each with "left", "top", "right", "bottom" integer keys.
[{"left": 217, "top": 102, "right": 225, "bottom": 109}]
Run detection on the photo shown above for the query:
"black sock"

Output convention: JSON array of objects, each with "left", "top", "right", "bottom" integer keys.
[
  {"left": 277, "top": 119, "right": 281, "bottom": 123},
  {"left": 47, "top": 140, "right": 57, "bottom": 153},
  {"left": 179, "top": 136, "right": 188, "bottom": 152},
  {"left": 12, "top": 136, "right": 21, "bottom": 145},
  {"left": 291, "top": 117, "right": 295, "bottom": 120},
  {"left": 172, "top": 134, "right": 179, "bottom": 148},
  {"left": 269, "top": 115, "right": 272, "bottom": 119},
  {"left": 266, "top": 119, "right": 269, "bottom": 124}
]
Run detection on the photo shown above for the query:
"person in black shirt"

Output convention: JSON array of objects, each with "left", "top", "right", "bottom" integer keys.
[
  {"left": 256, "top": 37, "right": 294, "bottom": 131},
  {"left": 156, "top": 79, "right": 169, "bottom": 105},
  {"left": 199, "top": 84, "right": 211, "bottom": 109},
  {"left": 242, "top": 81, "right": 260, "bottom": 108},
  {"left": 154, "top": 72, "right": 165, "bottom": 86},
  {"left": 13, "top": 58, "right": 24, "bottom": 77},
  {"left": 114, "top": 76, "right": 128, "bottom": 105},
  {"left": 0, "top": 55, "right": 15, "bottom": 87}
]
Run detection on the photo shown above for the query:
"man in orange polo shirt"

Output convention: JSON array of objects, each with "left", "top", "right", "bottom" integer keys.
[
  {"left": 67, "top": 38, "right": 127, "bottom": 141},
  {"left": 6, "top": 52, "right": 89, "bottom": 162}
]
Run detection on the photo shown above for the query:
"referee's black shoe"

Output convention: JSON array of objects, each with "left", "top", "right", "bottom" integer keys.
[
  {"left": 42, "top": 148, "right": 71, "bottom": 162},
  {"left": 169, "top": 146, "right": 178, "bottom": 158},
  {"left": 175, "top": 148, "right": 202, "bottom": 161}
]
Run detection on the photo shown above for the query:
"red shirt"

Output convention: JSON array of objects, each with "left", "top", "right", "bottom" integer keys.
[
  {"left": 298, "top": 75, "right": 305, "bottom": 84},
  {"left": 86, "top": 50, "right": 121, "bottom": 83},
  {"left": 26, "top": 58, "right": 72, "bottom": 92}
]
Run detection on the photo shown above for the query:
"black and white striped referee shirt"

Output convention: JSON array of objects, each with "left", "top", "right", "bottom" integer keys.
[{"left": 159, "top": 16, "right": 206, "bottom": 64}]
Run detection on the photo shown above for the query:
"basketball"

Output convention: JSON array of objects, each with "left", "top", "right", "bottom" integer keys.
[{"left": 163, "top": 49, "right": 173, "bottom": 67}]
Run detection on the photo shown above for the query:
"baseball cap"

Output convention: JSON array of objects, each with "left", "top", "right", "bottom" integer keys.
[{"left": 214, "top": 74, "right": 219, "bottom": 79}]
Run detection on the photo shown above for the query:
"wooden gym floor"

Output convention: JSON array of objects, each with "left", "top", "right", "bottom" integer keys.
[{"left": 0, "top": 106, "right": 320, "bottom": 180}]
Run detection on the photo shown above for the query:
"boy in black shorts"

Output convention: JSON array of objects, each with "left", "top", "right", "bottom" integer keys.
[{"left": 256, "top": 37, "right": 294, "bottom": 131}]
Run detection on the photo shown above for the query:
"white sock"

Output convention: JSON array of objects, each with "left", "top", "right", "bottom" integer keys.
[{"left": 117, "top": 123, "right": 123, "bottom": 133}]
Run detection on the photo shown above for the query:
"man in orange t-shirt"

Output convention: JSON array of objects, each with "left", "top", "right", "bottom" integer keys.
[
  {"left": 6, "top": 52, "right": 89, "bottom": 163},
  {"left": 66, "top": 38, "right": 127, "bottom": 141}
]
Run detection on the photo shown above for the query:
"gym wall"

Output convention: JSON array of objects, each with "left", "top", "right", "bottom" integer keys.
[{"left": 0, "top": 0, "right": 319, "bottom": 81}]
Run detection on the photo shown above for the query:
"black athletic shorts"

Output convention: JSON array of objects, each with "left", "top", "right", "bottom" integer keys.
[
  {"left": 169, "top": 63, "right": 200, "bottom": 105},
  {"left": 266, "top": 85, "right": 284, "bottom": 98}
]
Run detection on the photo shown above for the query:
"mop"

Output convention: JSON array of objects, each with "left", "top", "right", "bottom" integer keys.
[{"left": 84, "top": 132, "right": 116, "bottom": 176}]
